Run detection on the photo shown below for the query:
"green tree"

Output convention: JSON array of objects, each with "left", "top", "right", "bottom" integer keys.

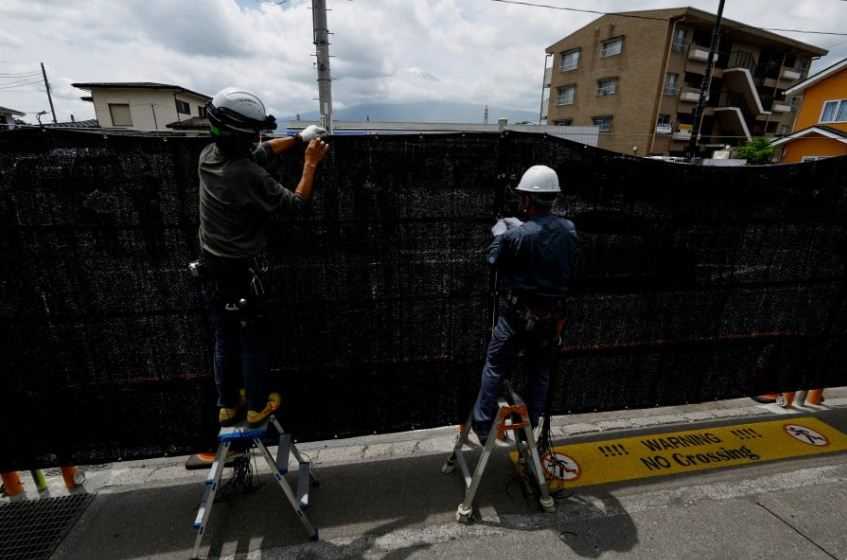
[{"left": 735, "top": 137, "right": 776, "bottom": 164}]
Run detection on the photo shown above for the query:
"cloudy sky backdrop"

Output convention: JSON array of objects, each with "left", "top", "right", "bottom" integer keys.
[{"left": 1, "top": 0, "right": 846, "bottom": 123}]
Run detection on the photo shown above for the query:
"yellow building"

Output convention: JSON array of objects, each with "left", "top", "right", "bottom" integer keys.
[{"left": 772, "top": 58, "right": 847, "bottom": 162}]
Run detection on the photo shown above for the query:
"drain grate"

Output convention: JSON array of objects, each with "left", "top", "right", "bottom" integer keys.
[{"left": 0, "top": 494, "right": 94, "bottom": 560}]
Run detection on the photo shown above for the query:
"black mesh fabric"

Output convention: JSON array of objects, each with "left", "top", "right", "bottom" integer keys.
[{"left": 1, "top": 128, "right": 845, "bottom": 469}]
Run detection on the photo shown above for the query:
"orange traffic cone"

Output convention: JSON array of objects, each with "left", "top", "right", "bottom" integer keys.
[
  {"left": 60, "top": 466, "right": 84, "bottom": 491},
  {"left": 777, "top": 392, "right": 795, "bottom": 408},
  {"left": 1, "top": 471, "right": 24, "bottom": 499},
  {"left": 806, "top": 388, "right": 824, "bottom": 405}
]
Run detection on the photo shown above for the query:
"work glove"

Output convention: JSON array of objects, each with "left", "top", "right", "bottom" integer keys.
[
  {"left": 298, "top": 125, "right": 328, "bottom": 143},
  {"left": 491, "top": 219, "right": 509, "bottom": 237},
  {"left": 503, "top": 217, "right": 523, "bottom": 230}
]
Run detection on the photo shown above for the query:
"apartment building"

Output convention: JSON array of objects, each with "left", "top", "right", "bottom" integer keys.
[
  {"left": 544, "top": 7, "right": 827, "bottom": 156},
  {"left": 72, "top": 82, "right": 211, "bottom": 131}
]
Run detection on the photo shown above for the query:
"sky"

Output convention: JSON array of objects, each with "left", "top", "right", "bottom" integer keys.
[{"left": 1, "top": 0, "right": 846, "bottom": 124}]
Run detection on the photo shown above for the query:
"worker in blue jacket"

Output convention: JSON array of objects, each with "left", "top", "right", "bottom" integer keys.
[{"left": 471, "top": 165, "right": 577, "bottom": 444}]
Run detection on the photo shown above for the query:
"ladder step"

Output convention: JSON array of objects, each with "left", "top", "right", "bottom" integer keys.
[
  {"left": 297, "top": 462, "right": 311, "bottom": 508},
  {"left": 277, "top": 434, "right": 291, "bottom": 474}
]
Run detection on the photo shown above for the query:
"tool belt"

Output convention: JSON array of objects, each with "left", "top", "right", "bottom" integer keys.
[
  {"left": 189, "top": 251, "right": 269, "bottom": 320},
  {"left": 500, "top": 289, "right": 566, "bottom": 333}
]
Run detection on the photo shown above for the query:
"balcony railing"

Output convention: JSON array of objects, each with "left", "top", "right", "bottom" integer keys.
[
  {"left": 782, "top": 68, "right": 802, "bottom": 81},
  {"left": 680, "top": 88, "right": 704, "bottom": 103},
  {"left": 689, "top": 46, "right": 718, "bottom": 63},
  {"left": 656, "top": 124, "right": 673, "bottom": 135},
  {"left": 772, "top": 102, "right": 792, "bottom": 113},
  {"left": 672, "top": 129, "right": 692, "bottom": 141}
]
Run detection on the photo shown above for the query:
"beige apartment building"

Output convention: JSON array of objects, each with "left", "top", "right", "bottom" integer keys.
[{"left": 544, "top": 7, "right": 827, "bottom": 156}]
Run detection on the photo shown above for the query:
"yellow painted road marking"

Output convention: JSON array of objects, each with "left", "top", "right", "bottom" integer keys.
[{"left": 513, "top": 417, "right": 847, "bottom": 490}]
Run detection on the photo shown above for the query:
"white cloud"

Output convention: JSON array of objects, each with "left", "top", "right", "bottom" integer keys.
[{"left": 0, "top": 0, "right": 844, "bottom": 123}]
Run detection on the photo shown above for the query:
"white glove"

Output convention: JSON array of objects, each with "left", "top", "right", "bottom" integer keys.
[
  {"left": 298, "top": 125, "right": 327, "bottom": 142},
  {"left": 503, "top": 217, "right": 523, "bottom": 230},
  {"left": 491, "top": 219, "right": 508, "bottom": 237}
]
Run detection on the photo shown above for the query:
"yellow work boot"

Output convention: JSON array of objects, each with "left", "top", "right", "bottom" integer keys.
[
  {"left": 247, "top": 392, "right": 281, "bottom": 428},
  {"left": 218, "top": 390, "right": 247, "bottom": 426}
]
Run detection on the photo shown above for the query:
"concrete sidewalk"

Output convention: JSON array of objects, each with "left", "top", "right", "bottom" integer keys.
[{"left": 17, "top": 390, "right": 847, "bottom": 559}]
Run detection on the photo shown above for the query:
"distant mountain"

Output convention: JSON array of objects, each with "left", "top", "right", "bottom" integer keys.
[{"left": 285, "top": 101, "right": 539, "bottom": 124}]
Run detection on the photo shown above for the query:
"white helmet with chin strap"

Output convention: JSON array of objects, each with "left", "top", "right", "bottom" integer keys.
[
  {"left": 515, "top": 165, "right": 561, "bottom": 194},
  {"left": 207, "top": 87, "right": 277, "bottom": 136}
]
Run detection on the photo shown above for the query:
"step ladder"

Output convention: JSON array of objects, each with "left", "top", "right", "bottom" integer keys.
[
  {"left": 441, "top": 382, "right": 555, "bottom": 523},
  {"left": 191, "top": 414, "right": 319, "bottom": 560}
]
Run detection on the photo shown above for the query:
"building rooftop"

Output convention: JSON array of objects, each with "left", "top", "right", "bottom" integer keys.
[
  {"left": 71, "top": 82, "right": 211, "bottom": 101},
  {"left": 0, "top": 106, "right": 25, "bottom": 117},
  {"left": 547, "top": 6, "right": 828, "bottom": 56},
  {"left": 785, "top": 57, "right": 847, "bottom": 95}
]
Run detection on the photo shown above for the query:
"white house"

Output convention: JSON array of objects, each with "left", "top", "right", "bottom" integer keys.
[
  {"left": 0, "top": 105, "right": 25, "bottom": 129},
  {"left": 72, "top": 82, "right": 211, "bottom": 131}
]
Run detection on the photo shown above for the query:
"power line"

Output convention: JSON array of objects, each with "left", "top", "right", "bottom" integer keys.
[
  {"left": 490, "top": 0, "right": 667, "bottom": 21},
  {"left": 490, "top": 0, "right": 847, "bottom": 37}
]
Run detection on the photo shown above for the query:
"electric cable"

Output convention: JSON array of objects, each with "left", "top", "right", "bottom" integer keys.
[{"left": 490, "top": 0, "right": 847, "bottom": 37}]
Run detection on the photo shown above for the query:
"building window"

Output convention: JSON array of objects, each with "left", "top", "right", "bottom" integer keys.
[
  {"left": 198, "top": 105, "right": 208, "bottom": 119},
  {"left": 672, "top": 28, "right": 687, "bottom": 52},
  {"left": 656, "top": 114, "right": 672, "bottom": 134},
  {"left": 664, "top": 73, "right": 679, "bottom": 95},
  {"left": 777, "top": 124, "right": 791, "bottom": 136},
  {"left": 559, "top": 48, "right": 580, "bottom": 72},
  {"left": 557, "top": 85, "right": 576, "bottom": 106},
  {"left": 175, "top": 99, "right": 191, "bottom": 115},
  {"left": 597, "top": 78, "right": 618, "bottom": 96},
  {"left": 601, "top": 37, "right": 624, "bottom": 58},
  {"left": 108, "top": 103, "right": 132, "bottom": 127},
  {"left": 820, "top": 99, "right": 847, "bottom": 123},
  {"left": 592, "top": 115, "right": 613, "bottom": 132},
  {"left": 554, "top": 119, "right": 573, "bottom": 126}
]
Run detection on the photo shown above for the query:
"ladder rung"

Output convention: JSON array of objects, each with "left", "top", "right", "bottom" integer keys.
[
  {"left": 277, "top": 434, "right": 291, "bottom": 474},
  {"left": 297, "top": 462, "right": 311, "bottom": 508}
]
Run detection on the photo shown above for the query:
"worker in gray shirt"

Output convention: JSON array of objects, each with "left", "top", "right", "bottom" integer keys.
[
  {"left": 471, "top": 165, "right": 577, "bottom": 444},
  {"left": 198, "top": 87, "right": 329, "bottom": 427}
]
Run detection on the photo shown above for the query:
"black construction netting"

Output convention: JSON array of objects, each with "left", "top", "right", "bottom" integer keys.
[{"left": 1, "top": 128, "right": 845, "bottom": 469}]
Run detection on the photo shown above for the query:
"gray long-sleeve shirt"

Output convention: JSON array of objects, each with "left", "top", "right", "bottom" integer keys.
[
  {"left": 488, "top": 214, "right": 577, "bottom": 295},
  {"left": 198, "top": 142, "right": 305, "bottom": 258}
]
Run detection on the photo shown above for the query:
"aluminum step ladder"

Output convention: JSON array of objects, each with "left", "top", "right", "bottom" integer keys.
[
  {"left": 442, "top": 381, "right": 555, "bottom": 523},
  {"left": 191, "top": 414, "right": 319, "bottom": 559}
]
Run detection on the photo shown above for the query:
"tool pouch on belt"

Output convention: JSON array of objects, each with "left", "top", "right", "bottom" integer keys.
[
  {"left": 193, "top": 251, "right": 270, "bottom": 322},
  {"left": 501, "top": 290, "right": 566, "bottom": 334}
]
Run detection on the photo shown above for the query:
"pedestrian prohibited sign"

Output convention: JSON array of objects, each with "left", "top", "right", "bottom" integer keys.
[
  {"left": 542, "top": 452, "right": 580, "bottom": 482},
  {"left": 784, "top": 424, "right": 829, "bottom": 446}
]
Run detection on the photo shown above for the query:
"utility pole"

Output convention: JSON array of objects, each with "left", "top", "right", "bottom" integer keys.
[
  {"left": 312, "top": 0, "right": 333, "bottom": 132},
  {"left": 40, "top": 62, "right": 57, "bottom": 124},
  {"left": 539, "top": 53, "right": 551, "bottom": 124},
  {"left": 687, "top": 0, "right": 725, "bottom": 160}
]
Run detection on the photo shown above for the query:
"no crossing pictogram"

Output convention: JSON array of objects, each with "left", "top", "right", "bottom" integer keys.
[{"left": 784, "top": 424, "right": 829, "bottom": 447}]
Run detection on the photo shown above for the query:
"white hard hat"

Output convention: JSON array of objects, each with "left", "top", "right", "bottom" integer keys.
[
  {"left": 207, "top": 87, "right": 276, "bottom": 134},
  {"left": 515, "top": 165, "right": 561, "bottom": 194}
]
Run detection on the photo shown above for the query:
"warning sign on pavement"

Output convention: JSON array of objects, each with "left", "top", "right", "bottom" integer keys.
[{"left": 513, "top": 417, "right": 847, "bottom": 489}]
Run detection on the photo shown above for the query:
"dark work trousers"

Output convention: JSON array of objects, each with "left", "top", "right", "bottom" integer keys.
[
  {"left": 472, "top": 310, "right": 558, "bottom": 440},
  {"left": 202, "top": 252, "right": 270, "bottom": 412}
]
